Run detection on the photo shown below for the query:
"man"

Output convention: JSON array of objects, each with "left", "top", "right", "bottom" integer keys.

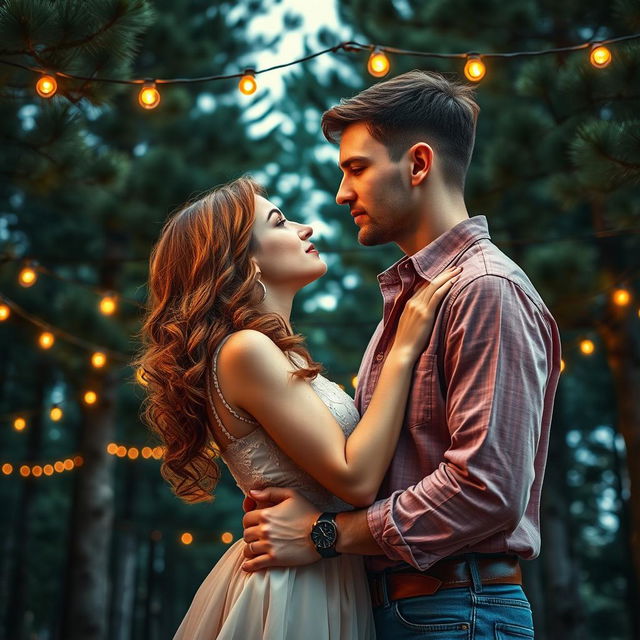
[{"left": 242, "top": 70, "right": 561, "bottom": 638}]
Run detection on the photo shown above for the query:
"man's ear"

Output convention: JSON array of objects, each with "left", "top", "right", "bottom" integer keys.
[{"left": 408, "top": 142, "right": 433, "bottom": 186}]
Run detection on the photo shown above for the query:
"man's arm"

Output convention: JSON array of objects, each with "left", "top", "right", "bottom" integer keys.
[{"left": 241, "top": 488, "right": 383, "bottom": 572}]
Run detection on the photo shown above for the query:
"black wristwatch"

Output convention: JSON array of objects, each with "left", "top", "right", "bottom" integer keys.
[{"left": 310, "top": 512, "right": 341, "bottom": 558}]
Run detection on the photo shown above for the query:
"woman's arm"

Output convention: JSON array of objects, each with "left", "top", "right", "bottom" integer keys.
[{"left": 221, "top": 267, "right": 460, "bottom": 507}]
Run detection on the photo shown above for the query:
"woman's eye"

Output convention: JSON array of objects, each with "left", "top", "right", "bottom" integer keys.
[{"left": 276, "top": 217, "right": 286, "bottom": 226}]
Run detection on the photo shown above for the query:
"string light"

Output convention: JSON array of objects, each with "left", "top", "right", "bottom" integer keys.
[
  {"left": 2, "top": 463, "right": 13, "bottom": 475},
  {"left": 127, "top": 447, "right": 140, "bottom": 460},
  {"left": 35, "top": 74, "right": 57, "bottom": 98},
  {"left": 580, "top": 339, "right": 595, "bottom": 355},
  {"left": 0, "top": 304, "right": 10, "bottom": 321},
  {"left": 91, "top": 351, "right": 107, "bottom": 368},
  {"left": 238, "top": 69, "right": 257, "bottom": 95},
  {"left": 180, "top": 532, "right": 193, "bottom": 545},
  {"left": 0, "top": 456, "right": 81, "bottom": 477},
  {"left": 560, "top": 359, "right": 565, "bottom": 373},
  {"left": 221, "top": 532, "right": 234, "bottom": 544},
  {"left": 83, "top": 390, "right": 98, "bottom": 405},
  {"left": 13, "top": 417, "right": 27, "bottom": 431},
  {"left": 612, "top": 288, "right": 631, "bottom": 306},
  {"left": 38, "top": 331, "right": 55, "bottom": 349},
  {"left": 464, "top": 55, "right": 486, "bottom": 82},
  {"left": 99, "top": 294, "right": 117, "bottom": 315},
  {"left": 138, "top": 81, "right": 160, "bottom": 109},
  {"left": 367, "top": 48, "right": 390, "bottom": 77},
  {"left": 18, "top": 264, "right": 37, "bottom": 287},
  {"left": 351, "top": 375, "right": 358, "bottom": 389},
  {"left": 590, "top": 44, "right": 612, "bottom": 68},
  {"left": 49, "top": 405, "right": 63, "bottom": 422}
]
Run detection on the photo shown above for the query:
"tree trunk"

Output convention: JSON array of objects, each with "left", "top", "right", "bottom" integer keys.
[
  {"left": 58, "top": 369, "right": 117, "bottom": 640},
  {"left": 4, "top": 363, "right": 47, "bottom": 640}
]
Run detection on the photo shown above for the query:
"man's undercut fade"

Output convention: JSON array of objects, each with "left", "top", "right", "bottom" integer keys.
[{"left": 322, "top": 70, "right": 480, "bottom": 190}]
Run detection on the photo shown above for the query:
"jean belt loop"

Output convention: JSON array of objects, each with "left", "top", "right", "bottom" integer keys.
[
  {"left": 381, "top": 569, "right": 391, "bottom": 608},
  {"left": 465, "top": 553, "right": 483, "bottom": 594}
]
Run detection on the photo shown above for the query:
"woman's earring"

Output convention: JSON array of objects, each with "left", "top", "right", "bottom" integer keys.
[{"left": 256, "top": 280, "right": 267, "bottom": 304}]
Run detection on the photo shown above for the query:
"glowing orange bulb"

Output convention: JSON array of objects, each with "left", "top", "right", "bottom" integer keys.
[
  {"left": 43, "top": 464, "right": 54, "bottom": 476},
  {"left": 367, "top": 48, "right": 390, "bottom": 78},
  {"left": 464, "top": 55, "right": 486, "bottom": 82},
  {"left": 50, "top": 406, "right": 63, "bottom": 422},
  {"left": 221, "top": 532, "right": 234, "bottom": 544},
  {"left": 560, "top": 359, "right": 565, "bottom": 373},
  {"left": 19, "top": 266, "right": 37, "bottom": 287},
  {"left": 63, "top": 458, "right": 74, "bottom": 471},
  {"left": 238, "top": 70, "right": 257, "bottom": 95},
  {"left": 99, "top": 295, "right": 117, "bottom": 315},
  {"left": 181, "top": 532, "right": 193, "bottom": 545},
  {"left": 14, "top": 417, "right": 26, "bottom": 431},
  {"left": 91, "top": 351, "right": 107, "bottom": 368},
  {"left": 141, "top": 446, "right": 153, "bottom": 459},
  {"left": 83, "top": 390, "right": 98, "bottom": 405},
  {"left": 351, "top": 375, "right": 358, "bottom": 389},
  {"left": 38, "top": 332, "right": 55, "bottom": 349},
  {"left": 36, "top": 75, "right": 57, "bottom": 98},
  {"left": 2, "top": 463, "right": 13, "bottom": 475},
  {"left": 116, "top": 446, "right": 127, "bottom": 458},
  {"left": 590, "top": 45, "right": 612, "bottom": 69},
  {"left": 580, "top": 339, "right": 595, "bottom": 355},
  {"left": 20, "top": 465, "right": 31, "bottom": 477},
  {"left": 153, "top": 446, "right": 164, "bottom": 459},
  {"left": 32, "top": 465, "right": 43, "bottom": 477},
  {"left": 54, "top": 461, "right": 65, "bottom": 473},
  {"left": 107, "top": 443, "right": 118, "bottom": 455},
  {"left": 138, "top": 82, "right": 160, "bottom": 109},
  {"left": 612, "top": 289, "right": 631, "bottom": 307},
  {"left": 73, "top": 455, "right": 83, "bottom": 466},
  {"left": 0, "top": 304, "right": 10, "bottom": 321},
  {"left": 127, "top": 447, "right": 139, "bottom": 460}
]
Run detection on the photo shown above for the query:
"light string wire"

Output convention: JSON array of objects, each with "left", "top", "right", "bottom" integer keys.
[{"left": 0, "top": 33, "right": 639, "bottom": 87}]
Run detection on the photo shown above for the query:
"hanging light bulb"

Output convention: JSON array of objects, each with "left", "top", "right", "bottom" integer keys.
[
  {"left": 38, "top": 331, "right": 55, "bottom": 349},
  {"left": 367, "top": 48, "right": 390, "bottom": 78},
  {"left": 99, "top": 294, "right": 117, "bottom": 315},
  {"left": 36, "top": 74, "right": 58, "bottom": 98},
  {"left": 238, "top": 69, "right": 257, "bottom": 95},
  {"left": 2, "top": 463, "right": 13, "bottom": 475},
  {"left": 13, "top": 417, "right": 27, "bottom": 431},
  {"left": 612, "top": 288, "right": 631, "bottom": 307},
  {"left": 221, "top": 532, "right": 234, "bottom": 544},
  {"left": 590, "top": 44, "right": 612, "bottom": 69},
  {"left": 181, "top": 532, "right": 194, "bottom": 545},
  {"left": 464, "top": 55, "right": 486, "bottom": 82},
  {"left": 50, "top": 405, "right": 63, "bottom": 422},
  {"left": 580, "top": 339, "right": 595, "bottom": 355},
  {"left": 91, "top": 351, "right": 107, "bottom": 368},
  {"left": 18, "top": 263, "right": 37, "bottom": 287},
  {"left": 138, "top": 81, "right": 161, "bottom": 109},
  {"left": 0, "top": 303, "right": 10, "bottom": 321},
  {"left": 83, "top": 390, "right": 98, "bottom": 405}
]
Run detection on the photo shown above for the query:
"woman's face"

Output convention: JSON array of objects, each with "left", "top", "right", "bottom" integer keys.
[{"left": 252, "top": 194, "right": 327, "bottom": 292}]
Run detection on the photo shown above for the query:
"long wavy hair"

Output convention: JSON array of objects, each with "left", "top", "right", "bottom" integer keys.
[{"left": 135, "top": 176, "right": 323, "bottom": 503}]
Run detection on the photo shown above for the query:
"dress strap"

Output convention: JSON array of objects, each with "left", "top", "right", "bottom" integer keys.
[{"left": 206, "top": 334, "right": 258, "bottom": 444}]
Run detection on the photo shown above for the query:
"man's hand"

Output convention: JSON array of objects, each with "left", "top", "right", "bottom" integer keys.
[{"left": 241, "top": 487, "right": 322, "bottom": 572}]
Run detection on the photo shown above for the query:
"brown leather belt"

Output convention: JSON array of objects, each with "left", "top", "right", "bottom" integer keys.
[{"left": 368, "top": 554, "right": 522, "bottom": 608}]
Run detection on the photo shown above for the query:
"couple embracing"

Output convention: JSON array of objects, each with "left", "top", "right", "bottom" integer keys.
[{"left": 138, "top": 70, "right": 561, "bottom": 639}]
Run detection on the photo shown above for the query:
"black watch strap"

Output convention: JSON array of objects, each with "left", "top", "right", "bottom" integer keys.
[{"left": 311, "top": 512, "right": 340, "bottom": 558}]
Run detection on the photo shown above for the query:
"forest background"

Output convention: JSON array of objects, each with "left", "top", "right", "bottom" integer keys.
[{"left": 1, "top": 0, "right": 639, "bottom": 639}]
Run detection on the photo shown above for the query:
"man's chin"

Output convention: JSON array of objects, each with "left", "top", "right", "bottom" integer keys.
[{"left": 357, "top": 226, "right": 390, "bottom": 247}]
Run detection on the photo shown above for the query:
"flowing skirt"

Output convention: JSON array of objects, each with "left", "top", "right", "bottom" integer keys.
[{"left": 173, "top": 539, "right": 375, "bottom": 639}]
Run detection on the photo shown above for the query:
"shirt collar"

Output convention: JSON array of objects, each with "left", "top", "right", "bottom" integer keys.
[{"left": 378, "top": 215, "right": 490, "bottom": 285}]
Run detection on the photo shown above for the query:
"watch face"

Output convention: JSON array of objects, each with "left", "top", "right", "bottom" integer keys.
[{"left": 311, "top": 521, "right": 336, "bottom": 549}]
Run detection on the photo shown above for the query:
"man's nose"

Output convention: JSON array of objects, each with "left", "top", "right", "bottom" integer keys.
[{"left": 336, "top": 177, "right": 354, "bottom": 206}]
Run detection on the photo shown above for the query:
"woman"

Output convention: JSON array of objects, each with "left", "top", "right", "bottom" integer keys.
[{"left": 136, "top": 176, "right": 460, "bottom": 639}]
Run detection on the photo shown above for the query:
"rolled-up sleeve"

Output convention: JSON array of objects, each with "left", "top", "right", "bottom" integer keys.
[{"left": 367, "top": 274, "right": 556, "bottom": 570}]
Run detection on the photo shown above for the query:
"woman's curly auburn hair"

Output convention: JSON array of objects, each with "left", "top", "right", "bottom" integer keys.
[{"left": 134, "top": 176, "right": 323, "bottom": 503}]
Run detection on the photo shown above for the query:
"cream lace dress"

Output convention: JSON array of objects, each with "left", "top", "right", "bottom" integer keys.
[{"left": 172, "top": 336, "right": 375, "bottom": 640}]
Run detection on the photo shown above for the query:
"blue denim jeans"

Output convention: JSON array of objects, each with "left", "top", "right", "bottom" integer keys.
[{"left": 372, "top": 556, "right": 535, "bottom": 639}]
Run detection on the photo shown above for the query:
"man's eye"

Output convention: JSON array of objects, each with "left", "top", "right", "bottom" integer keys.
[{"left": 351, "top": 167, "right": 363, "bottom": 175}]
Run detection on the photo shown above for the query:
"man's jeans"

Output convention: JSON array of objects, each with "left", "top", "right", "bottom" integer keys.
[{"left": 372, "top": 556, "right": 535, "bottom": 639}]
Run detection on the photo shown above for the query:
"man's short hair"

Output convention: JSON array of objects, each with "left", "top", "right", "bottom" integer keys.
[{"left": 322, "top": 70, "right": 480, "bottom": 190}]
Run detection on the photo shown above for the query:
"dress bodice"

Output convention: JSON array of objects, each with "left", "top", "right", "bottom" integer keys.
[{"left": 219, "top": 372, "right": 360, "bottom": 513}]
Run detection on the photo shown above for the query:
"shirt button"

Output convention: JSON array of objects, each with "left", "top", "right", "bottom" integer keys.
[{"left": 375, "top": 353, "right": 384, "bottom": 362}]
